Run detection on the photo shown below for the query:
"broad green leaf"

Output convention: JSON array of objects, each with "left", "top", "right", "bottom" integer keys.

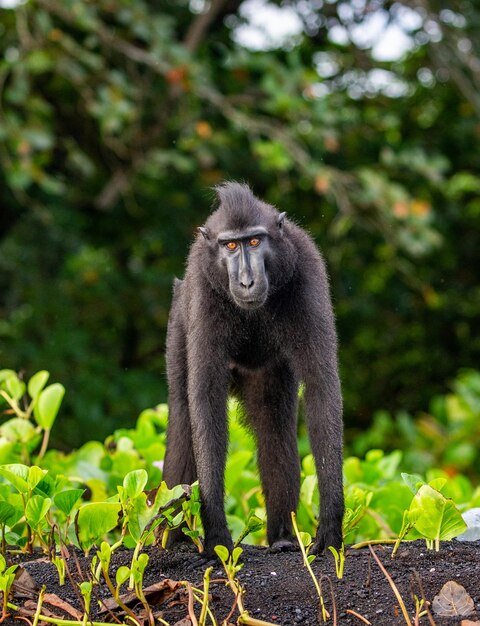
[
  {"left": 27, "top": 371, "right": 50, "bottom": 400},
  {"left": 299, "top": 531, "right": 312, "bottom": 548},
  {"left": 54, "top": 489, "right": 85, "bottom": 516},
  {"left": 428, "top": 477, "right": 447, "bottom": 492},
  {"left": 0, "top": 464, "right": 29, "bottom": 493},
  {"left": 401, "top": 472, "right": 424, "bottom": 494},
  {"left": 214, "top": 545, "right": 229, "bottom": 563},
  {"left": 0, "top": 501, "right": 20, "bottom": 526},
  {"left": 0, "top": 554, "right": 5, "bottom": 572},
  {"left": 409, "top": 484, "right": 467, "bottom": 545},
  {"left": 34, "top": 383, "right": 65, "bottom": 429},
  {"left": 5, "top": 375, "right": 25, "bottom": 401},
  {"left": 0, "top": 419, "right": 37, "bottom": 444},
  {"left": 75, "top": 502, "right": 121, "bottom": 552},
  {"left": 34, "top": 472, "right": 57, "bottom": 498},
  {"left": 225, "top": 450, "right": 252, "bottom": 493},
  {"left": 232, "top": 546, "right": 243, "bottom": 564},
  {"left": 300, "top": 474, "right": 317, "bottom": 507},
  {"left": 28, "top": 466, "right": 47, "bottom": 491},
  {"left": 123, "top": 469, "right": 148, "bottom": 499},
  {"left": 152, "top": 482, "right": 189, "bottom": 511},
  {"left": 127, "top": 493, "right": 153, "bottom": 542},
  {"left": 26, "top": 495, "right": 52, "bottom": 528},
  {"left": 0, "top": 370, "right": 16, "bottom": 386},
  {"left": 116, "top": 565, "right": 130, "bottom": 587}
]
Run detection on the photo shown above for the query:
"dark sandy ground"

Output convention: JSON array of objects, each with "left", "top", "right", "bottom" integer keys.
[{"left": 4, "top": 539, "right": 480, "bottom": 625}]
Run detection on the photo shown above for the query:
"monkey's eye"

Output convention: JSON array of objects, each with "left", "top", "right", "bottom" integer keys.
[
  {"left": 249, "top": 238, "right": 261, "bottom": 248},
  {"left": 225, "top": 241, "right": 238, "bottom": 251}
]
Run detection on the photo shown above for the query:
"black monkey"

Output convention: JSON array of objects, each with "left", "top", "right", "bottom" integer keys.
[{"left": 163, "top": 182, "right": 344, "bottom": 556}]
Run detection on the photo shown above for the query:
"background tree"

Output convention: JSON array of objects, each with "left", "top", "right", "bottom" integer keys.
[{"left": 0, "top": 0, "right": 479, "bottom": 446}]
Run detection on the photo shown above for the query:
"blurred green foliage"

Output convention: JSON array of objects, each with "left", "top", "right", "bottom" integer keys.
[
  {"left": 1, "top": 1, "right": 480, "bottom": 445},
  {"left": 1, "top": 368, "right": 479, "bottom": 550}
]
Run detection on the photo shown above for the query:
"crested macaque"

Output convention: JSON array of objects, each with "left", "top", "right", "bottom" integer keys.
[{"left": 163, "top": 182, "right": 344, "bottom": 556}]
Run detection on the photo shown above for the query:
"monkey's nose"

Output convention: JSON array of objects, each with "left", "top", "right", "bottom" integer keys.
[{"left": 240, "top": 278, "right": 254, "bottom": 289}]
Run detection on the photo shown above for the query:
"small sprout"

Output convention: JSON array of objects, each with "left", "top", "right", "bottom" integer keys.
[
  {"left": 291, "top": 512, "right": 329, "bottom": 623},
  {"left": 52, "top": 555, "right": 66, "bottom": 586},
  {"left": 328, "top": 543, "right": 345, "bottom": 579}
]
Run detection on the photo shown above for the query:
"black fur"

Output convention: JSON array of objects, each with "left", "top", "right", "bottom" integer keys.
[{"left": 163, "top": 182, "right": 344, "bottom": 555}]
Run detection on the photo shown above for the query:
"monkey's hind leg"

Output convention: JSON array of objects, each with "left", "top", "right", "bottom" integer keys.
[
  {"left": 242, "top": 363, "right": 301, "bottom": 551},
  {"left": 162, "top": 319, "right": 197, "bottom": 546}
]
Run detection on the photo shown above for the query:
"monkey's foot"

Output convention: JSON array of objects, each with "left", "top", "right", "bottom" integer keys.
[
  {"left": 310, "top": 524, "right": 343, "bottom": 554},
  {"left": 203, "top": 535, "right": 234, "bottom": 558},
  {"left": 268, "top": 539, "right": 298, "bottom": 553}
]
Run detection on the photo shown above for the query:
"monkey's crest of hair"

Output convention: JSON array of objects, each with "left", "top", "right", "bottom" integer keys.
[{"left": 208, "top": 182, "right": 280, "bottom": 233}]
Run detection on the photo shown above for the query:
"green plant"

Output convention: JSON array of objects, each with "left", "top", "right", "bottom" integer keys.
[
  {"left": 52, "top": 555, "right": 66, "bottom": 586},
  {"left": 402, "top": 473, "right": 467, "bottom": 550},
  {"left": 291, "top": 512, "right": 329, "bottom": 623},
  {"left": 214, "top": 545, "right": 277, "bottom": 626},
  {"left": 0, "top": 554, "right": 17, "bottom": 621},
  {"left": 0, "top": 370, "right": 65, "bottom": 464},
  {"left": 328, "top": 544, "right": 345, "bottom": 579}
]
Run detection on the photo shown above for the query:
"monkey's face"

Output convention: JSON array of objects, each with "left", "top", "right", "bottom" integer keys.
[{"left": 217, "top": 229, "right": 270, "bottom": 310}]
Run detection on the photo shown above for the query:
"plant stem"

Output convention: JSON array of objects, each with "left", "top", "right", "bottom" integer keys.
[
  {"left": 291, "top": 512, "right": 329, "bottom": 622},
  {"left": 32, "top": 585, "right": 46, "bottom": 626},
  {"left": 6, "top": 603, "right": 118, "bottom": 626},
  {"left": 369, "top": 546, "right": 412, "bottom": 626},
  {"left": 185, "top": 581, "right": 199, "bottom": 626},
  {"left": 36, "top": 428, "right": 51, "bottom": 461},
  {"left": 101, "top": 564, "right": 141, "bottom": 626},
  {"left": 198, "top": 566, "right": 212, "bottom": 626}
]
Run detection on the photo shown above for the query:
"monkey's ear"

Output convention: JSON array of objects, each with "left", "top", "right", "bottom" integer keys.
[
  {"left": 277, "top": 212, "right": 286, "bottom": 233},
  {"left": 198, "top": 226, "right": 210, "bottom": 240}
]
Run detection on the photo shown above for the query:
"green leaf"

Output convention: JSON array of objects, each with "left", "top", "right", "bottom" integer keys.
[
  {"left": 0, "top": 419, "right": 37, "bottom": 444},
  {"left": 28, "top": 466, "right": 47, "bottom": 491},
  {"left": 300, "top": 474, "right": 317, "bottom": 507},
  {"left": 54, "top": 489, "right": 85, "bottom": 516},
  {"left": 232, "top": 546, "right": 243, "bottom": 565},
  {"left": 152, "top": 482, "right": 189, "bottom": 512},
  {"left": 5, "top": 375, "right": 25, "bottom": 401},
  {"left": 0, "top": 370, "right": 16, "bottom": 387},
  {"left": 123, "top": 469, "right": 148, "bottom": 499},
  {"left": 0, "top": 501, "right": 20, "bottom": 526},
  {"left": 34, "top": 383, "right": 65, "bottom": 429},
  {"left": 0, "top": 464, "right": 29, "bottom": 493},
  {"left": 299, "top": 531, "right": 312, "bottom": 548},
  {"left": 428, "top": 477, "right": 447, "bottom": 492},
  {"left": 25, "top": 495, "right": 52, "bottom": 528},
  {"left": 214, "top": 545, "right": 229, "bottom": 563},
  {"left": 28, "top": 371, "right": 50, "bottom": 400},
  {"left": 79, "top": 580, "right": 93, "bottom": 596},
  {"left": 116, "top": 565, "right": 130, "bottom": 587},
  {"left": 75, "top": 502, "right": 122, "bottom": 552},
  {"left": 409, "top": 484, "right": 467, "bottom": 546},
  {"left": 97, "top": 542, "right": 112, "bottom": 569},
  {"left": 127, "top": 493, "right": 153, "bottom": 542},
  {"left": 401, "top": 472, "right": 424, "bottom": 494}
]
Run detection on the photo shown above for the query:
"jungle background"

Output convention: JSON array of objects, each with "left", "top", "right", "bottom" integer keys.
[{"left": 0, "top": 0, "right": 479, "bottom": 462}]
